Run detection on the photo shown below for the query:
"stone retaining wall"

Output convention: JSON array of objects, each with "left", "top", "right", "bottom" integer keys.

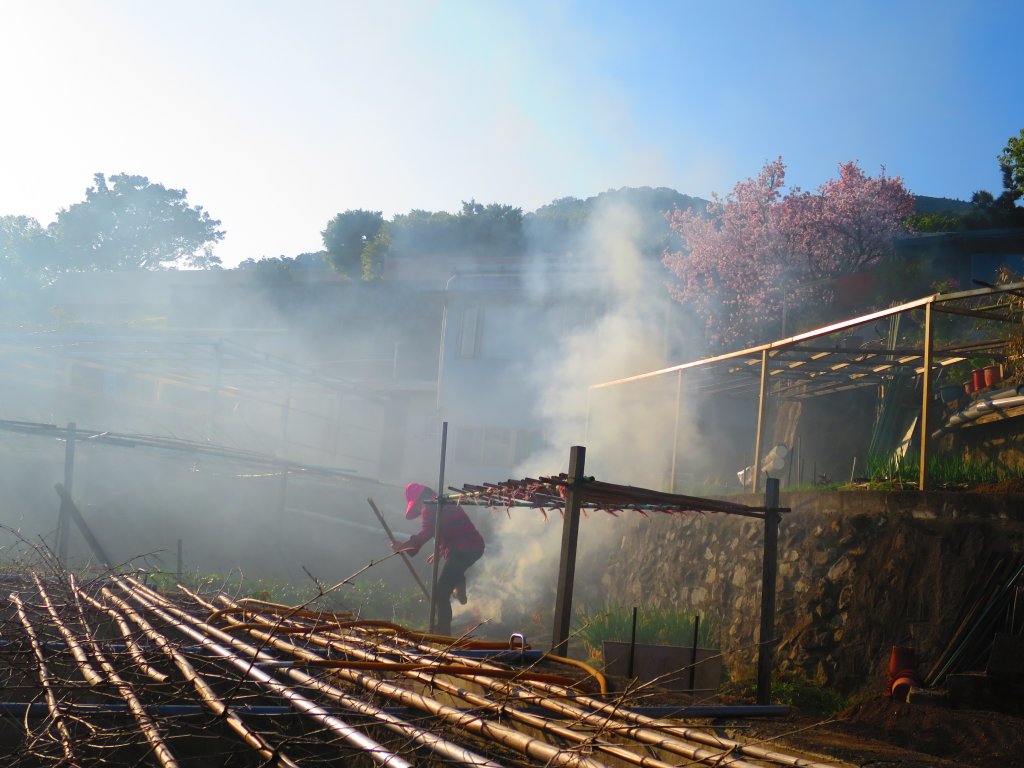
[{"left": 600, "top": 490, "right": 1024, "bottom": 692}]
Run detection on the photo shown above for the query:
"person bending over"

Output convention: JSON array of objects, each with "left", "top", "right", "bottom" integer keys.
[{"left": 392, "top": 482, "right": 484, "bottom": 636}]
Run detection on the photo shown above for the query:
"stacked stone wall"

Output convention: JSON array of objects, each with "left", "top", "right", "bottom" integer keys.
[{"left": 600, "top": 490, "right": 1024, "bottom": 693}]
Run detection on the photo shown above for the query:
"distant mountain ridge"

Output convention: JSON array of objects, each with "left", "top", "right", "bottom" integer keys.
[{"left": 913, "top": 195, "right": 973, "bottom": 214}]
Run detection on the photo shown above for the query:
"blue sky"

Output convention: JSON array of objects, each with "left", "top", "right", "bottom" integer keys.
[{"left": 1, "top": 1, "right": 1020, "bottom": 267}]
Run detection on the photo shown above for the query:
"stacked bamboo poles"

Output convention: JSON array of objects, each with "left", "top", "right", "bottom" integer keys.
[
  {"left": 0, "top": 572, "right": 845, "bottom": 768},
  {"left": 201, "top": 589, "right": 840, "bottom": 768},
  {"left": 453, "top": 476, "right": 768, "bottom": 518}
]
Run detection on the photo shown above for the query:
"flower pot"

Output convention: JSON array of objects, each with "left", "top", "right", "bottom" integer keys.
[
  {"left": 984, "top": 365, "right": 1001, "bottom": 388},
  {"left": 972, "top": 369, "right": 986, "bottom": 391},
  {"left": 964, "top": 380, "right": 974, "bottom": 396},
  {"left": 602, "top": 641, "right": 722, "bottom": 692}
]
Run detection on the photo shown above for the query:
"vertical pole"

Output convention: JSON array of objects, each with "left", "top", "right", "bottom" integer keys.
[
  {"left": 756, "top": 478, "right": 780, "bottom": 705},
  {"left": 208, "top": 341, "right": 223, "bottom": 442},
  {"left": 176, "top": 539, "right": 183, "bottom": 582},
  {"left": 584, "top": 388, "right": 592, "bottom": 444},
  {"left": 627, "top": 606, "right": 638, "bottom": 678},
  {"left": 281, "top": 377, "right": 293, "bottom": 454},
  {"left": 552, "top": 445, "right": 586, "bottom": 656},
  {"left": 919, "top": 302, "right": 934, "bottom": 492},
  {"left": 428, "top": 421, "right": 448, "bottom": 633},
  {"left": 56, "top": 422, "right": 76, "bottom": 563},
  {"left": 436, "top": 297, "right": 450, "bottom": 412},
  {"left": 689, "top": 614, "right": 700, "bottom": 691},
  {"left": 670, "top": 370, "right": 683, "bottom": 492},
  {"left": 752, "top": 350, "right": 770, "bottom": 494}
]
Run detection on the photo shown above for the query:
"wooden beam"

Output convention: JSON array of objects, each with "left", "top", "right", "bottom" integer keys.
[{"left": 551, "top": 446, "right": 585, "bottom": 656}]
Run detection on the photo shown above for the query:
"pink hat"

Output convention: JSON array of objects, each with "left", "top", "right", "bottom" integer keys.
[{"left": 404, "top": 483, "right": 432, "bottom": 519}]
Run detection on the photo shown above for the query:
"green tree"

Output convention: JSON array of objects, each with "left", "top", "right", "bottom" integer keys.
[
  {"left": 998, "top": 128, "right": 1024, "bottom": 199},
  {"left": 964, "top": 130, "right": 1024, "bottom": 229},
  {"left": 50, "top": 173, "right": 223, "bottom": 271},
  {"left": 322, "top": 209, "right": 385, "bottom": 277},
  {"left": 456, "top": 200, "right": 524, "bottom": 257},
  {"left": 0, "top": 215, "right": 59, "bottom": 320},
  {"left": 0, "top": 215, "right": 56, "bottom": 283}
]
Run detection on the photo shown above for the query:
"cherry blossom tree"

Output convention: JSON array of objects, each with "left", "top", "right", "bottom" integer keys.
[{"left": 663, "top": 159, "right": 914, "bottom": 349}]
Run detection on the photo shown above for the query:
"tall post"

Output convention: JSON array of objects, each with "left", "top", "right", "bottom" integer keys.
[
  {"left": 918, "top": 301, "right": 934, "bottom": 491},
  {"left": 208, "top": 341, "right": 223, "bottom": 442},
  {"left": 752, "top": 350, "right": 770, "bottom": 494},
  {"left": 552, "top": 445, "right": 586, "bottom": 656},
  {"left": 756, "top": 478, "right": 780, "bottom": 705},
  {"left": 670, "top": 370, "right": 683, "bottom": 492},
  {"left": 428, "top": 421, "right": 448, "bottom": 633},
  {"left": 56, "top": 422, "right": 76, "bottom": 563}
]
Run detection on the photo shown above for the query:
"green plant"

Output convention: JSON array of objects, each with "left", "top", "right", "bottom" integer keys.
[
  {"left": 771, "top": 673, "right": 850, "bottom": 715},
  {"left": 720, "top": 672, "right": 849, "bottom": 715},
  {"left": 573, "top": 605, "right": 718, "bottom": 661},
  {"left": 864, "top": 452, "right": 1024, "bottom": 489}
]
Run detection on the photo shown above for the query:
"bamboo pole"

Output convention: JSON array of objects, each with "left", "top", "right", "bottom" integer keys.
[
  {"left": 752, "top": 350, "right": 769, "bottom": 494},
  {"left": 367, "top": 498, "right": 430, "bottom": 600},
  {"left": 919, "top": 301, "right": 934, "bottom": 491}
]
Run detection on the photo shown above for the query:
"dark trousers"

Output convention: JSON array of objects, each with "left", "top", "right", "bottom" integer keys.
[{"left": 435, "top": 547, "right": 483, "bottom": 636}]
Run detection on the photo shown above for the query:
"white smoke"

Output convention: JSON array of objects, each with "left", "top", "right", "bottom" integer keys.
[{"left": 460, "top": 195, "right": 703, "bottom": 636}]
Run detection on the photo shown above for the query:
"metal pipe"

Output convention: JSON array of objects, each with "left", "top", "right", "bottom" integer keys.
[
  {"left": 753, "top": 349, "right": 769, "bottom": 495},
  {"left": 670, "top": 369, "right": 683, "bottom": 491},
  {"left": 112, "top": 579, "right": 412, "bottom": 768},
  {"left": 919, "top": 301, "right": 934, "bottom": 490},
  {"left": 0, "top": 701, "right": 791, "bottom": 719},
  {"left": 429, "top": 420, "right": 448, "bottom": 633}
]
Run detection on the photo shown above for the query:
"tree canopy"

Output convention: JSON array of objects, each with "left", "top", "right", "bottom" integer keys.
[
  {"left": 999, "top": 128, "right": 1024, "bottom": 200},
  {"left": 50, "top": 173, "right": 223, "bottom": 271},
  {"left": 321, "top": 209, "right": 386, "bottom": 278},
  {"left": 663, "top": 159, "right": 915, "bottom": 349}
]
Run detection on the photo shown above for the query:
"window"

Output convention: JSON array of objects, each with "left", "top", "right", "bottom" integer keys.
[{"left": 457, "top": 307, "right": 482, "bottom": 358}]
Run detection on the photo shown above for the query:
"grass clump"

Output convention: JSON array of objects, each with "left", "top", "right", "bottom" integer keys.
[
  {"left": 865, "top": 452, "right": 1024, "bottom": 490},
  {"left": 721, "top": 672, "right": 849, "bottom": 715},
  {"left": 573, "top": 604, "right": 719, "bottom": 661}
]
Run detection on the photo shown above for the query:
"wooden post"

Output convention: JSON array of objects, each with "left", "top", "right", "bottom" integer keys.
[
  {"left": 176, "top": 539, "right": 183, "bottom": 582},
  {"left": 752, "top": 350, "right": 769, "bottom": 494},
  {"left": 428, "top": 421, "right": 448, "bottom": 633},
  {"left": 56, "top": 422, "right": 76, "bottom": 563},
  {"left": 756, "top": 478, "right": 780, "bottom": 705},
  {"left": 670, "top": 370, "right": 683, "bottom": 492},
  {"left": 919, "top": 301, "right": 934, "bottom": 491},
  {"left": 54, "top": 484, "right": 112, "bottom": 569},
  {"left": 552, "top": 445, "right": 585, "bottom": 656}
]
